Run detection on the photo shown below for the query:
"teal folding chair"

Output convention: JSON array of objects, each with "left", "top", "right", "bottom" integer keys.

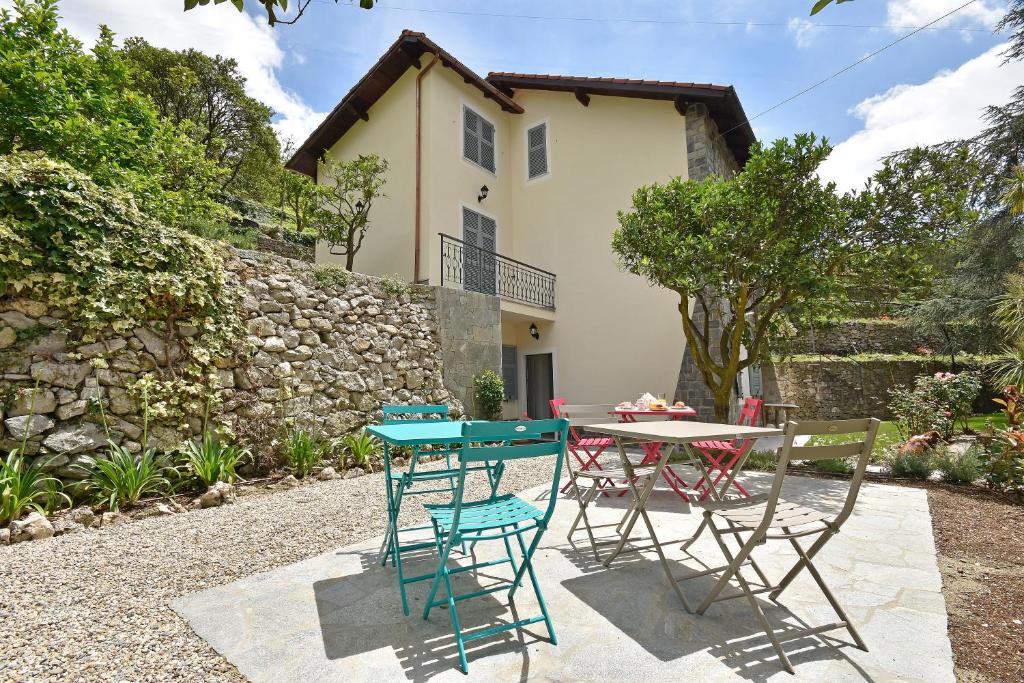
[
  {"left": 379, "top": 405, "right": 505, "bottom": 616},
  {"left": 421, "top": 418, "right": 569, "bottom": 674}
]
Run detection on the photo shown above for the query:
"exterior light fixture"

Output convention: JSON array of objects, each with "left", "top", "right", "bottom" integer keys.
[
  {"left": 478, "top": 185, "right": 489, "bottom": 202},
  {"left": 355, "top": 200, "right": 365, "bottom": 212},
  {"left": 529, "top": 323, "right": 539, "bottom": 340}
]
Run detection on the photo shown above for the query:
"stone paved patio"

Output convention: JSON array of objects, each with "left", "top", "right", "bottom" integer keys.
[{"left": 173, "top": 471, "right": 953, "bottom": 682}]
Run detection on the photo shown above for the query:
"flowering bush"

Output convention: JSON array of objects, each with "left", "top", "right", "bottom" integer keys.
[
  {"left": 978, "top": 386, "right": 1024, "bottom": 494},
  {"left": 888, "top": 371, "right": 981, "bottom": 441}
]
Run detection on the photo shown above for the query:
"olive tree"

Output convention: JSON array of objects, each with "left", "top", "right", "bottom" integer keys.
[
  {"left": 314, "top": 154, "right": 388, "bottom": 271},
  {"left": 613, "top": 135, "right": 852, "bottom": 422}
]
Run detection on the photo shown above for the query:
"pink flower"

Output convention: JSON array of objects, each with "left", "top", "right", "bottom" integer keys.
[
  {"left": 944, "top": 411, "right": 952, "bottom": 417},
  {"left": 934, "top": 371, "right": 955, "bottom": 381}
]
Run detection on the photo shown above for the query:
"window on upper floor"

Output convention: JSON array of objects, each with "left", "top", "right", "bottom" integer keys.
[
  {"left": 526, "top": 122, "right": 548, "bottom": 180},
  {"left": 463, "top": 105, "right": 495, "bottom": 173}
]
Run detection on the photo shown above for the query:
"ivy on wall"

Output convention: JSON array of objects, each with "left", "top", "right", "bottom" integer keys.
[{"left": 0, "top": 152, "right": 245, "bottom": 420}]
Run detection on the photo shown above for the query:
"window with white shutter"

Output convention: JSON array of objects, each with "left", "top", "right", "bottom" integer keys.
[
  {"left": 462, "top": 105, "right": 496, "bottom": 173},
  {"left": 526, "top": 123, "right": 548, "bottom": 180}
]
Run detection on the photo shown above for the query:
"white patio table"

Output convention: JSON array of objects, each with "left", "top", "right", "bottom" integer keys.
[{"left": 586, "top": 420, "right": 783, "bottom": 609}]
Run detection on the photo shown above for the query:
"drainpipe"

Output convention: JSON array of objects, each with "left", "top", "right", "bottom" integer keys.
[{"left": 415, "top": 53, "right": 440, "bottom": 284}]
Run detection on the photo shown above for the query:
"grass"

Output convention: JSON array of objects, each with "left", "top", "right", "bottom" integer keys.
[{"left": 807, "top": 412, "right": 1006, "bottom": 463}]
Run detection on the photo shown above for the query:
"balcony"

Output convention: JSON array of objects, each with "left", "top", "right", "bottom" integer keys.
[{"left": 439, "top": 233, "right": 556, "bottom": 310}]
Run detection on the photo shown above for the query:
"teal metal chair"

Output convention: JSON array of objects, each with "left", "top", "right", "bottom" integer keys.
[
  {"left": 421, "top": 418, "right": 569, "bottom": 674},
  {"left": 379, "top": 405, "right": 505, "bottom": 616}
]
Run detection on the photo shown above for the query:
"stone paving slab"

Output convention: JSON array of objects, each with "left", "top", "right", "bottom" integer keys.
[{"left": 173, "top": 472, "right": 954, "bottom": 682}]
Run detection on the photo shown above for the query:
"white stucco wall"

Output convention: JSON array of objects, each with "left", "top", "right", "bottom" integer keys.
[
  {"left": 315, "top": 69, "right": 418, "bottom": 281},
  {"left": 499, "top": 90, "right": 688, "bottom": 412}
]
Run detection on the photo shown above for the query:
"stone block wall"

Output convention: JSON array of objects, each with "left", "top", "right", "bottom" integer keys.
[
  {"left": 256, "top": 235, "right": 314, "bottom": 262},
  {"left": 431, "top": 287, "right": 501, "bottom": 418},
  {"left": 762, "top": 356, "right": 996, "bottom": 420},
  {"left": 675, "top": 104, "right": 743, "bottom": 419},
  {"left": 0, "top": 249, "right": 490, "bottom": 483},
  {"left": 781, "top": 318, "right": 992, "bottom": 356}
]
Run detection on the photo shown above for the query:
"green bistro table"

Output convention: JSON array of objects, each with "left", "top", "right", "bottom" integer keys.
[{"left": 366, "top": 420, "right": 504, "bottom": 615}]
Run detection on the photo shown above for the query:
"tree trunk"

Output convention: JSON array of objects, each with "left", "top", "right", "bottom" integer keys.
[
  {"left": 345, "top": 248, "right": 355, "bottom": 271},
  {"left": 712, "top": 387, "right": 733, "bottom": 423}
]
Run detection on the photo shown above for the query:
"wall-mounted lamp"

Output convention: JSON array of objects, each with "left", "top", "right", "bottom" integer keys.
[
  {"left": 355, "top": 200, "right": 365, "bottom": 212},
  {"left": 529, "top": 323, "right": 539, "bottom": 340},
  {"left": 478, "top": 185, "right": 489, "bottom": 203}
]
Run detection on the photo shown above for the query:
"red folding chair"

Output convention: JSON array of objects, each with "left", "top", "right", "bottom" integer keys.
[
  {"left": 692, "top": 397, "right": 764, "bottom": 501},
  {"left": 550, "top": 399, "right": 617, "bottom": 494}
]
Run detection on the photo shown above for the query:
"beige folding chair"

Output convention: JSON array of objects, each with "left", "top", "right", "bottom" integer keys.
[
  {"left": 678, "top": 418, "right": 880, "bottom": 674},
  {"left": 558, "top": 403, "right": 654, "bottom": 561}
]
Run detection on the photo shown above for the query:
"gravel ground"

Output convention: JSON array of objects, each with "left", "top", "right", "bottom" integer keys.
[{"left": 0, "top": 458, "right": 560, "bottom": 682}]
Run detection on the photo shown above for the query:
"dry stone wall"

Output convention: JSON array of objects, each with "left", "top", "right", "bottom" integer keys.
[{"left": 0, "top": 249, "right": 469, "bottom": 483}]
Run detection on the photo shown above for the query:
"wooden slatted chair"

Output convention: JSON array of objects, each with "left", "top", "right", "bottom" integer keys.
[
  {"left": 691, "top": 397, "right": 764, "bottom": 501},
  {"left": 556, "top": 403, "right": 660, "bottom": 561},
  {"left": 421, "top": 418, "right": 569, "bottom": 674},
  {"left": 549, "top": 399, "right": 618, "bottom": 494},
  {"left": 678, "top": 418, "right": 881, "bottom": 674}
]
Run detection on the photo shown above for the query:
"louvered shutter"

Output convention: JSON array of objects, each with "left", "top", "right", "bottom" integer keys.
[
  {"left": 502, "top": 345, "right": 518, "bottom": 400},
  {"left": 527, "top": 123, "right": 548, "bottom": 179},
  {"left": 480, "top": 119, "right": 495, "bottom": 172},
  {"left": 463, "top": 107, "right": 481, "bottom": 166},
  {"left": 463, "top": 106, "right": 495, "bottom": 173}
]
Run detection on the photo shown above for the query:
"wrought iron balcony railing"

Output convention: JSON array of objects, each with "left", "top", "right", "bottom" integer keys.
[{"left": 439, "top": 233, "right": 556, "bottom": 309}]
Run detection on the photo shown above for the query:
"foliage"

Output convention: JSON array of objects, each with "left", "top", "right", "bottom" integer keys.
[
  {"left": 1001, "top": 165, "right": 1024, "bottom": 216},
  {"left": 312, "top": 264, "right": 353, "bottom": 288},
  {"left": 0, "top": 153, "right": 245, "bottom": 422},
  {"left": 473, "top": 370, "right": 505, "bottom": 421},
  {"left": 314, "top": 154, "right": 389, "bottom": 271},
  {"left": 979, "top": 386, "right": 1024, "bottom": 493},
  {"left": 336, "top": 429, "right": 380, "bottom": 472},
  {"left": 377, "top": 274, "right": 409, "bottom": 300},
  {"left": 279, "top": 427, "right": 325, "bottom": 478},
  {"left": 0, "top": 450, "right": 67, "bottom": 525},
  {"left": 614, "top": 134, "right": 947, "bottom": 421},
  {"left": 888, "top": 372, "right": 980, "bottom": 441},
  {"left": 0, "top": 0, "right": 227, "bottom": 229},
  {"left": 744, "top": 449, "right": 779, "bottom": 472},
  {"left": 814, "top": 457, "right": 854, "bottom": 475},
  {"left": 933, "top": 445, "right": 982, "bottom": 485},
  {"left": 885, "top": 448, "right": 934, "bottom": 480},
  {"left": 179, "top": 431, "right": 250, "bottom": 487},
  {"left": 184, "top": 0, "right": 374, "bottom": 26},
  {"left": 810, "top": 0, "right": 852, "bottom": 14},
  {"left": 119, "top": 37, "right": 281, "bottom": 202},
  {"left": 279, "top": 168, "right": 322, "bottom": 234},
  {"left": 77, "top": 444, "right": 174, "bottom": 512}
]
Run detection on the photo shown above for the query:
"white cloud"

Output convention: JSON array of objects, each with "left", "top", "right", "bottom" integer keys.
[
  {"left": 42, "top": 0, "right": 323, "bottom": 145},
  {"left": 886, "top": 0, "right": 1005, "bottom": 30},
  {"left": 787, "top": 16, "right": 816, "bottom": 48},
  {"left": 820, "top": 42, "right": 1024, "bottom": 192}
]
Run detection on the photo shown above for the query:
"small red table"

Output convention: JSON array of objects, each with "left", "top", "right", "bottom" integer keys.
[{"left": 611, "top": 406, "right": 698, "bottom": 499}]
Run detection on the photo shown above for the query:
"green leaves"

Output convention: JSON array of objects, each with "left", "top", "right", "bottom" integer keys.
[
  {"left": 314, "top": 153, "right": 389, "bottom": 270},
  {"left": 810, "top": 0, "right": 853, "bottom": 16}
]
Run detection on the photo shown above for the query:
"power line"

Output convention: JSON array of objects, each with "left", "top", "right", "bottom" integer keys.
[
  {"left": 721, "top": 0, "right": 983, "bottom": 136},
  {"left": 325, "top": 0, "right": 992, "bottom": 33}
]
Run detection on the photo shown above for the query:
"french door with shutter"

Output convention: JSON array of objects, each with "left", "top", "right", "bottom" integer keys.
[{"left": 461, "top": 206, "right": 497, "bottom": 296}]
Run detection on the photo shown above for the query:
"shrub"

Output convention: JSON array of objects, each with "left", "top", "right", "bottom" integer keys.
[
  {"left": 377, "top": 274, "right": 409, "bottom": 300},
  {"left": 888, "top": 371, "right": 981, "bottom": 441},
  {"left": 885, "top": 448, "right": 933, "bottom": 479},
  {"left": 744, "top": 449, "right": 779, "bottom": 472},
  {"left": 312, "top": 264, "right": 352, "bottom": 288},
  {"left": 814, "top": 457, "right": 854, "bottom": 475},
  {"left": 279, "top": 428, "right": 325, "bottom": 478},
  {"left": 179, "top": 431, "right": 250, "bottom": 487},
  {"left": 473, "top": 370, "right": 505, "bottom": 421},
  {"left": 76, "top": 444, "right": 174, "bottom": 512},
  {"left": 0, "top": 450, "right": 68, "bottom": 525},
  {"left": 933, "top": 445, "right": 982, "bottom": 485},
  {"left": 336, "top": 429, "right": 380, "bottom": 472},
  {"left": 977, "top": 386, "right": 1024, "bottom": 494}
]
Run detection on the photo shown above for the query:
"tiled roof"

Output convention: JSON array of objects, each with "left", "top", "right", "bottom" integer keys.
[{"left": 487, "top": 72, "right": 731, "bottom": 93}]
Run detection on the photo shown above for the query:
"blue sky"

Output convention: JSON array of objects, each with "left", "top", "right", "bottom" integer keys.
[{"left": 31, "top": 0, "right": 1024, "bottom": 190}]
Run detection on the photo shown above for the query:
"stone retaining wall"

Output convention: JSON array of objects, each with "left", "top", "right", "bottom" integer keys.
[
  {"left": 0, "top": 249, "right": 479, "bottom": 483},
  {"left": 256, "top": 235, "right": 314, "bottom": 262},
  {"left": 781, "top": 319, "right": 992, "bottom": 356},
  {"left": 762, "top": 356, "right": 996, "bottom": 420}
]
